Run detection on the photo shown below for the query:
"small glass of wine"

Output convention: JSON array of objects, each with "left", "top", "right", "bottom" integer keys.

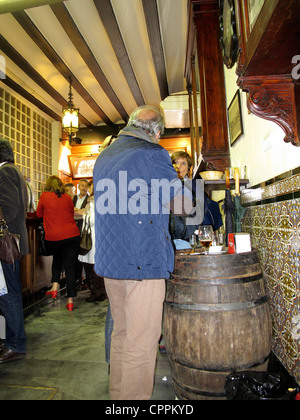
[
  {"left": 198, "top": 225, "right": 214, "bottom": 254},
  {"left": 189, "top": 234, "right": 198, "bottom": 253}
]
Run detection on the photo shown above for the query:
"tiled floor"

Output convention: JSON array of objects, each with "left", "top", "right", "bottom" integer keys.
[{"left": 0, "top": 291, "right": 175, "bottom": 400}]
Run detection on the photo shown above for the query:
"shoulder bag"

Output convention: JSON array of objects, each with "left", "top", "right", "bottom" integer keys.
[
  {"left": 0, "top": 207, "right": 22, "bottom": 264},
  {"left": 79, "top": 215, "right": 92, "bottom": 256},
  {"left": 38, "top": 224, "right": 52, "bottom": 256}
]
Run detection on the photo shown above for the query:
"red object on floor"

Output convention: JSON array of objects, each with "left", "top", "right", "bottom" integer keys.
[{"left": 295, "top": 392, "right": 300, "bottom": 400}]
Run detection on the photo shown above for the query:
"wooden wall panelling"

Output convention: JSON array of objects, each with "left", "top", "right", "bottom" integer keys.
[
  {"left": 191, "top": 56, "right": 201, "bottom": 159},
  {"left": 187, "top": 84, "right": 196, "bottom": 167},
  {"left": 159, "top": 137, "right": 192, "bottom": 156},
  {"left": 21, "top": 217, "right": 52, "bottom": 294}
]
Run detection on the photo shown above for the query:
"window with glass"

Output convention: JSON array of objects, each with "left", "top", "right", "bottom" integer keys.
[{"left": 0, "top": 86, "right": 52, "bottom": 208}]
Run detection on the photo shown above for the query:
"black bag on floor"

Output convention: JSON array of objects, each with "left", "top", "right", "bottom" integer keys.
[{"left": 225, "top": 371, "right": 297, "bottom": 400}]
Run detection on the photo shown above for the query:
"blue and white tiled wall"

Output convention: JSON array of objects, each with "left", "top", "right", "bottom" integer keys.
[{"left": 241, "top": 168, "right": 300, "bottom": 385}]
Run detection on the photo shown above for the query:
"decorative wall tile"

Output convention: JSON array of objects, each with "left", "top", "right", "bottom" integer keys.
[
  {"left": 242, "top": 197, "right": 300, "bottom": 385},
  {"left": 241, "top": 173, "right": 300, "bottom": 205}
]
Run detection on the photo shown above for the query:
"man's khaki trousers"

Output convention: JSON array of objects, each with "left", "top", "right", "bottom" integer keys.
[{"left": 104, "top": 278, "right": 166, "bottom": 400}]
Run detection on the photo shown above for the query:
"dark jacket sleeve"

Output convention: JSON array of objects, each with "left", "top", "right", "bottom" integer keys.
[{"left": 0, "top": 165, "right": 21, "bottom": 223}]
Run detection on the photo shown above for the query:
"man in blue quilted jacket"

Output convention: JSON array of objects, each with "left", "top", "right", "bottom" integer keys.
[{"left": 93, "top": 106, "right": 193, "bottom": 400}]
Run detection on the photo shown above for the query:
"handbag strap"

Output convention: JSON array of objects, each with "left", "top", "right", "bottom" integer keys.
[
  {"left": 82, "top": 214, "right": 91, "bottom": 230},
  {"left": 82, "top": 214, "right": 87, "bottom": 232}
]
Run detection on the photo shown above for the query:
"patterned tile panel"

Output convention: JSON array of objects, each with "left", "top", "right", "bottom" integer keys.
[
  {"left": 241, "top": 173, "right": 300, "bottom": 205},
  {"left": 242, "top": 198, "right": 300, "bottom": 385}
]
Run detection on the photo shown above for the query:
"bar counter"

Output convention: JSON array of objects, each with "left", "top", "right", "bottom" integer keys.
[{"left": 21, "top": 212, "right": 52, "bottom": 296}]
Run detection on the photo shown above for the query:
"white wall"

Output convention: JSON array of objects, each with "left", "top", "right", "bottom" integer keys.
[
  {"left": 51, "top": 121, "right": 61, "bottom": 176},
  {"left": 224, "top": 65, "right": 300, "bottom": 187},
  {"left": 51, "top": 121, "right": 72, "bottom": 176}
]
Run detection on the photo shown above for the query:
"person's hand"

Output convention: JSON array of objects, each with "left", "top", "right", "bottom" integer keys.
[{"left": 74, "top": 208, "right": 85, "bottom": 218}]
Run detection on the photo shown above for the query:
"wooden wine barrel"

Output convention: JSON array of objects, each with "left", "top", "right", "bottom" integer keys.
[{"left": 163, "top": 250, "right": 272, "bottom": 400}]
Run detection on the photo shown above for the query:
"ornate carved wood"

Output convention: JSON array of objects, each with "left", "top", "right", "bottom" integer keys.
[
  {"left": 238, "top": 75, "right": 299, "bottom": 146},
  {"left": 236, "top": 0, "right": 300, "bottom": 147}
]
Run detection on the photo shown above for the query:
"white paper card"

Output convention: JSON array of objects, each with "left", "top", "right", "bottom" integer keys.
[{"left": 235, "top": 233, "right": 252, "bottom": 253}]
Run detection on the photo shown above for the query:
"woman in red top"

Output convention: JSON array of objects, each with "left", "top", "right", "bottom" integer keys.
[{"left": 36, "top": 176, "right": 80, "bottom": 311}]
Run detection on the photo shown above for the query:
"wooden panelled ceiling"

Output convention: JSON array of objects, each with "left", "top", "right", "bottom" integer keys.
[{"left": 0, "top": 0, "right": 189, "bottom": 129}]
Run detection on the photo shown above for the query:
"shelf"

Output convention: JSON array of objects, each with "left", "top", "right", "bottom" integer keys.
[{"left": 204, "top": 179, "right": 249, "bottom": 191}]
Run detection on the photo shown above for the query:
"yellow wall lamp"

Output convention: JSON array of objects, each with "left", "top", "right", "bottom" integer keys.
[{"left": 60, "top": 76, "right": 82, "bottom": 145}]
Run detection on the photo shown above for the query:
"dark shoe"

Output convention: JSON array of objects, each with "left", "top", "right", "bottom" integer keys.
[
  {"left": 0, "top": 347, "right": 26, "bottom": 363},
  {"left": 159, "top": 344, "right": 167, "bottom": 354},
  {"left": 85, "top": 294, "right": 106, "bottom": 303},
  {"left": 85, "top": 295, "right": 97, "bottom": 303},
  {"left": 0, "top": 339, "right": 5, "bottom": 350},
  {"left": 159, "top": 335, "right": 167, "bottom": 354}
]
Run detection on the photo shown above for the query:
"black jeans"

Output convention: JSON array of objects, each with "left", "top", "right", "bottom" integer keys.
[
  {"left": 46, "top": 236, "right": 80, "bottom": 298},
  {"left": 0, "top": 260, "right": 26, "bottom": 353}
]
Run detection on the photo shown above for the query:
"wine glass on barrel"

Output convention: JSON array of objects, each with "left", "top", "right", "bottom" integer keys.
[
  {"left": 189, "top": 234, "right": 198, "bottom": 253},
  {"left": 198, "top": 225, "right": 214, "bottom": 254}
]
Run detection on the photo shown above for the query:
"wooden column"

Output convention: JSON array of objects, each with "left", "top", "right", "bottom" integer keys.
[
  {"left": 187, "top": 84, "right": 196, "bottom": 168},
  {"left": 190, "top": 0, "right": 230, "bottom": 171},
  {"left": 191, "top": 56, "right": 201, "bottom": 159}
]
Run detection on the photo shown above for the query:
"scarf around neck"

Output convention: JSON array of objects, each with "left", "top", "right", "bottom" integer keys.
[{"left": 118, "top": 126, "right": 159, "bottom": 144}]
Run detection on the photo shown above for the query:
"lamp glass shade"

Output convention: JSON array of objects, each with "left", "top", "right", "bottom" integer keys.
[{"left": 62, "top": 107, "right": 79, "bottom": 135}]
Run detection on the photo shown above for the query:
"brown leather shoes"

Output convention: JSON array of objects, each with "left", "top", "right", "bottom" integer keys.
[{"left": 0, "top": 347, "right": 26, "bottom": 363}]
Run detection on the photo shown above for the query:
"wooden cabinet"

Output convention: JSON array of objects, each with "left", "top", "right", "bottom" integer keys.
[{"left": 236, "top": 0, "right": 300, "bottom": 146}]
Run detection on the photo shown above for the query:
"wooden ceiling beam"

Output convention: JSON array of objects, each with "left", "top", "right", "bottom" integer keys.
[
  {"left": 142, "top": 0, "right": 169, "bottom": 100},
  {"left": 0, "top": 0, "right": 66, "bottom": 14},
  {"left": 93, "top": 0, "right": 145, "bottom": 107},
  {"left": 12, "top": 9, "right": 114, "bottom": 125},
  {"left": 0, "top": 34, "right": 92, "bottom": 127},
  {"left": 51, "top": 2, "right": 128, "bottom": 123}
]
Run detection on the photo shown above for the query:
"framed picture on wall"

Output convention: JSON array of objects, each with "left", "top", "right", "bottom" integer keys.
[
  {"left": 68, "top": 154, "right": 98, "bottom": 179},
  {"left": 227, "top": 90, "right": 243, "bottom": 146},
  {"left": 247, "top": 0, "right": 265, "bottom": 34}
]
